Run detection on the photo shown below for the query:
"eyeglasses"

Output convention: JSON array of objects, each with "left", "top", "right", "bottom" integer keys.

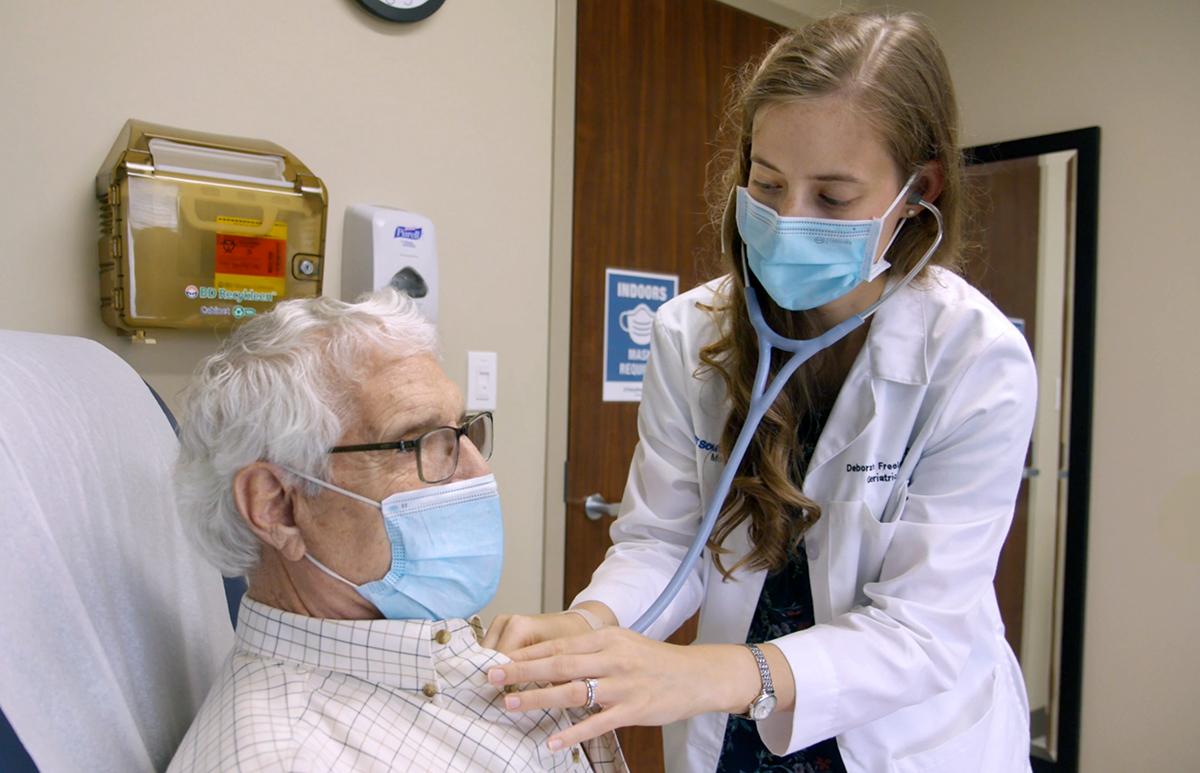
[{"left": 329, "top": 412, "right": 493, "bottom": 484}]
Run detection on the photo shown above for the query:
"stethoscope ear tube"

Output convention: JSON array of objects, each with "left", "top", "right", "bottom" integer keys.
[
  {"left": 627, "top": 197, "right": 942, "bottom": 635},
  {"left": 859, "top": 197, "right": 943, "bottom": 320}
]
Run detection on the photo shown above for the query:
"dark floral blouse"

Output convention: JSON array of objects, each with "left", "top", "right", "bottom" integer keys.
[{"left": 715, "top": 405, "right": 847, "bottom": 773}]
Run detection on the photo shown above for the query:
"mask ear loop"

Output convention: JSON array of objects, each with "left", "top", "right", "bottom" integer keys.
[
  {"left": 280, "top": 466, "right": 382, "bottom": 588},
  {"left": 283, "top": 466, "right": 383, "bottom": 509},
  {"left": 859, "top": 191, "right": 943, "bottom": 320},
  {"left": 871, "top": 173, "right": 923, "bottom": 274},
  {"left": 306, "top": 554, "right": 359, "bottom": 588}
]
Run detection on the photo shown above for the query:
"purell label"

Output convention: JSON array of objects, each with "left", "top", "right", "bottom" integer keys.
[{"left": 394, "top": 226, "right": 423, "bottom": 240}]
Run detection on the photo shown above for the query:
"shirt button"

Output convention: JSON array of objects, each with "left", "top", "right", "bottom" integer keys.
[
  {"left": 422, "top": 683, "right": 438, "bottom": 698},
  {"left": 808, "top": 542, "right": 821, "bottom": 560},
  {"left": 434, "top": 629, "right": 451, "bottom": 645}
]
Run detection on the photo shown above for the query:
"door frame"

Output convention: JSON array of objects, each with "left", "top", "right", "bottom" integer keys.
[
  {"left": 540, "top": 0, "right": 810, "bottom": 612},
  {"left": 540, "top": 0, "right": 577, "bottom": 613}
]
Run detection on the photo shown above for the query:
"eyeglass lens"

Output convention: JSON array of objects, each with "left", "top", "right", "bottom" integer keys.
[
  {"left": 416, "top": 413, "right": 493, "bottom": 484},
  {"left": 466, "top": 413, "right": 494, "bottom": 461}
]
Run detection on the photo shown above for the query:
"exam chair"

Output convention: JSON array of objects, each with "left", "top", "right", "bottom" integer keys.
[{"left": 0, "top": 331, "right": 237, "bottom": 772}]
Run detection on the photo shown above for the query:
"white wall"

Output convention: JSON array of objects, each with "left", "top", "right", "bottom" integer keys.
[{"left": 0, "top": 0, "right": 558, "bottom": 620}]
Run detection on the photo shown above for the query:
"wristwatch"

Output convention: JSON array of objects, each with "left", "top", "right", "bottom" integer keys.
[{"left": 738, "top": 644, "right": 777, "bottom": 721}]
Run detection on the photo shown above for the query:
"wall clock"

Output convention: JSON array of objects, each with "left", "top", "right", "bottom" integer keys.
[{"left": 354, "top": 0, "right": 445, "bottom": 23}]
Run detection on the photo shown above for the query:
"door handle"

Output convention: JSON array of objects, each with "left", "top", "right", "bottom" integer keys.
[{"left": 584, "top": 493, "right": 621, "bottom": 521}]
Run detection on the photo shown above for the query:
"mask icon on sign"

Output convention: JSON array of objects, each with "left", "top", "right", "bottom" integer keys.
[{"left": 619, "top": 303, "right": 656, "bottom": 346}]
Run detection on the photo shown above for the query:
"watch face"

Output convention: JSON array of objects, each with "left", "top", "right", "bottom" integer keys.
[
  {"left": 354, "top": 0, "right": 445, "bottom": 23},
  {"left": 749, "top": 693, "right": 777, "bottom": 721}
]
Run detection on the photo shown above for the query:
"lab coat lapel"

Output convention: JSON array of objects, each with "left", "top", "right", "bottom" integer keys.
[
  {"left": 807, "top": 275, "right": 930, "bottom": 480},
  {"left": 800, "top": 354, "right": 876, "bottom": 626},
  {"left": 802, "top": 276, "right": 930, "bottom": 623},
  {"left": 863, "top": 273, "right": 930, "bottom": 387},
  {"left": 804, "top": 348, "right": 879, "bottom": 483}
]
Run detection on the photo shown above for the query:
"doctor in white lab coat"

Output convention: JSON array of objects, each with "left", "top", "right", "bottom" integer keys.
[{"left": 485, "top": 11, "right": 1037, "bottom": 773}]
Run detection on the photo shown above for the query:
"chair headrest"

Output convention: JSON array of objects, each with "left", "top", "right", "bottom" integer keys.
[{"left": 0, "top": 331, "right": 233, "bottom": 772}]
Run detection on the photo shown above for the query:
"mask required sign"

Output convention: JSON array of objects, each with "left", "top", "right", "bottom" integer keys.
[{"left": 603, "top": 267, "right": 679, "bottom": 402}]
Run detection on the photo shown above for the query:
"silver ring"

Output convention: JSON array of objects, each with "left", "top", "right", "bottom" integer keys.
[{"left": 584, "top": 677, "right": 599, "bottom": 712}]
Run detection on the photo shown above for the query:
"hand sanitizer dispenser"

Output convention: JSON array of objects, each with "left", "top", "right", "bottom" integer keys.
[{"left": 342, "top": 204, "right": 438, "bottom": 321}]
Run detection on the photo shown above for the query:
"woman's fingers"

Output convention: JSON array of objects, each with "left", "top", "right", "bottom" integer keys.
[
  {"left": 498, "top": 677, "right": 593, "bottom": 714},
  {"left": 502, "top": 675, "right": 630, "bottom": 750},
  {"left": 481, "top": 612, "right": 591, "bottom": 655},
  {"left": 479, "top": 615, "right": 514, "bottom": 651},
  {"left": 544, "top": 705, "right": 628, "bottom": 752},
  {"left": 490, "top": 650, "right": 605, "bottom": 690},
  {"left": 488, "top": 629, "right": 613, "bottom": 687}
]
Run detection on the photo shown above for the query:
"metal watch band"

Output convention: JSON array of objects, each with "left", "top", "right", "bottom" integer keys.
[{"left": 746, "top": 643, "right": 774, "bottom": 694}]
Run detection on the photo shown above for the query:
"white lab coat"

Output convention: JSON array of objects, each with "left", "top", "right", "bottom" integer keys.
[{"left": 573, "top": 267, "right": 1037, "bottom": 773}]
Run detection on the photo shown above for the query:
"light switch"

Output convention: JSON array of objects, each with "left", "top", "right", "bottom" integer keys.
[{"left": 467, "top": 351, "right": 497, "bottom": 411}]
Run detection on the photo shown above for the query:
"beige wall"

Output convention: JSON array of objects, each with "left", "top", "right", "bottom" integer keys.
[{"left": 0, "top": 0, "right": 557, "bottom": 620}]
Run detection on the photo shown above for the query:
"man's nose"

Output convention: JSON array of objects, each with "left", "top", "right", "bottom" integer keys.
[{"left": 450, "top": 437, "right": 491, "bottom": 482}]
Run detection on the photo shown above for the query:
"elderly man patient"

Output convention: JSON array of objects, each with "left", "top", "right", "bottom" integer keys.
[{"left": 168, "top": 290, "right": 624, "bottom": 773}]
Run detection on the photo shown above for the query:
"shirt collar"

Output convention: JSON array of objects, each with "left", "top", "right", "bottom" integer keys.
[{"left": 234, "top": 597, "right": 480, "bottom": 692}]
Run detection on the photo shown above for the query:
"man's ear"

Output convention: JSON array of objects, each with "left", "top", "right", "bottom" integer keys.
[
  {"left": 912, "top": 159, "right": 945, "bottom": 207},
  {"left": 233, "top": 463, "right": 307, "bottom": 563}
]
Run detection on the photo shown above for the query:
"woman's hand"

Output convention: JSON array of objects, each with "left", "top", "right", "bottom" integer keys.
[{"left": 486, "top": 626, "right": 769, "bottom": 751}]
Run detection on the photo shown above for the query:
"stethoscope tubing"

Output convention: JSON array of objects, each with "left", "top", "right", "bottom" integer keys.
[{"left": 628, "top": 197, "right": 943, "bottom": 635}]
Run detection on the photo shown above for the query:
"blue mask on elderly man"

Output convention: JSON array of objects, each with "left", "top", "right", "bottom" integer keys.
[{"left": 285, "top": 471, "right": 504, "bottom": 621}]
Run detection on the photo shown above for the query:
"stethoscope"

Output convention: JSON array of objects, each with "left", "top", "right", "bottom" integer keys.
[{"left": 629, "top": 191, "right": 943, "bottom": 634}]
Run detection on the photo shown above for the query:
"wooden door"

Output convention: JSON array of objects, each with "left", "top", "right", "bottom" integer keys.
[
  {"left": 962, "top": 157, "right": 1042, "bottom": 658},
  {"left": 566, "top": 1, "right": 783, "bottom": 770}
]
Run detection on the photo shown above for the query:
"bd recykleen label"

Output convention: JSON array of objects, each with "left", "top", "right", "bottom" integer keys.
[{"left": 214, "top": 216, "right": 287, "bottom": 299}]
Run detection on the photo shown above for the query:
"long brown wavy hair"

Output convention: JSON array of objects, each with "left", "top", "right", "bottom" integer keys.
[{"left": 700, "top": 11, "right": 968, "bottom": 578}]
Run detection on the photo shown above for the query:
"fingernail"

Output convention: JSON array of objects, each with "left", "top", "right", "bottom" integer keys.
[
  {"left": 488, "top": 668, "right": 505, "bottom": 684},
  {"left": 548, "top": 738, "right": 563, "bottom": 752},
  {"left": 504, "top": 695, "right": 521, "bottom": 710}
]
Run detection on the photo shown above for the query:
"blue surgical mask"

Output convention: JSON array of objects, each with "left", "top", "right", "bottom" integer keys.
[
  {"left": 285, "top": 470, "right": 504, "bottom": 621},
  {"left": 735, "top": 177, "right": 916, "bottom": 311}
]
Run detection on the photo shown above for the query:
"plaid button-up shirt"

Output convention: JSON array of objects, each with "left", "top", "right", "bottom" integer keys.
[{"left": 168, "top": 598, "right": 627, "bottom": 773}]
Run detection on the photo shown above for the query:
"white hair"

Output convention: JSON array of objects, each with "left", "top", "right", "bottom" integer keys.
[{"left": 175, "top": 288, "right": 441, "bottom": 576}]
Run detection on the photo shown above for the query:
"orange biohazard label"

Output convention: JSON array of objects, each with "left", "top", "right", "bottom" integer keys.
[{"left": 215, "top": 217, "right": 288, "bottom": 298}]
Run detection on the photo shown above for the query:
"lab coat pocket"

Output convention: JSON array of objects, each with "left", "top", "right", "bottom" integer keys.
[
  {"left": 891, "top": 668, "right": 999, "bottom": 773},
  {"left": 823, "top": 500, "right": 899, "bottom": 616}
]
